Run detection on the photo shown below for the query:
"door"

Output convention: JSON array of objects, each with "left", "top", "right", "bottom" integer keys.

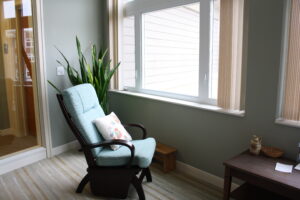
[{"left": 0, "top": 0, "right": 41, "bottom": 157}]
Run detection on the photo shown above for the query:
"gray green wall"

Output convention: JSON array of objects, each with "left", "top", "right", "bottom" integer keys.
[
  {"left": 108, "top": 0, "right": 300, "bottom": 178},
  {"left": 43, "top": 0, "right": 300, "bottom": 179},
  {"left": 43, "top": 0, "right": 104, "bottom": 147}
]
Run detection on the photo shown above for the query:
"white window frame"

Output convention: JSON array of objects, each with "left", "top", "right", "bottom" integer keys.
[
  {"left": 276, "top": 0, "right": 291, "bottom": 120},
  {"left": 275, "top": 0, "right": 300, "bottom": 128},
  {"left": 119, "top": 0, "right": 217, "bottom": 105}
]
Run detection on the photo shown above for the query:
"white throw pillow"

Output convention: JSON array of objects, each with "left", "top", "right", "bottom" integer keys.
[{"left": 93, "top": 112, "right": 132, "bottom": 150}]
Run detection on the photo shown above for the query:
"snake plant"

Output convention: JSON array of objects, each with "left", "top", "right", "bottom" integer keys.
[{"left": 48, "top": 37, "right": 120, "bottom": 114}]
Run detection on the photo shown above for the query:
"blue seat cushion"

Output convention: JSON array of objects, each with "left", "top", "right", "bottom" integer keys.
[
  {"left": 96, "top": 138, "right": 156, "bottom": 168},
  {"left": 62, "top": 84, "right": 105, "bottom": 156}
]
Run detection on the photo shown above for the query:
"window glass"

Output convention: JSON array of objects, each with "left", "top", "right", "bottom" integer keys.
[
  {"left": 3, "top": 1, "right": 16, "bottom": 19},
  {"left": 142, "top": 3, "right": 200, "bottom": 96},
  {"left": 121, "top": 16, "right": 136, "bottom": 87},
  {"left": 209, "top": 0, "right": 220, "bottom": 100}
]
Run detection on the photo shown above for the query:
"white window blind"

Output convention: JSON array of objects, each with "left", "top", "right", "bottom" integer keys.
[
  {"left": 217, "top": 0, "right": 246, "bottom": 110},
  {"left": 281, "top": 0, "right": 300, "bottom": 121},
  {"left": 143, "top": 3, "right": 200, "bottom": 96},
  {"left": 121, "top": 16, "right": 136, "bottom": 87}
]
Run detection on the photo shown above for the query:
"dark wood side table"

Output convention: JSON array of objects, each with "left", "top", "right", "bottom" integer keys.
[{"left": 223, "top": 151, "right": 300, "bottom": 200}]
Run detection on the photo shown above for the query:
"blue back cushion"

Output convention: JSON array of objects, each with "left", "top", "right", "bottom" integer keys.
[{"left": 62, "top": 84, "right": 105, "bottom": 155}]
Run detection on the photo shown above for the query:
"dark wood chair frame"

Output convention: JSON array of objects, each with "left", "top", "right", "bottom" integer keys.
[{"left": 57, "top": 94, "right": 152, "bottom": 200}]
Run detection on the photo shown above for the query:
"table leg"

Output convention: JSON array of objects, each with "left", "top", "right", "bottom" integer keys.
[{"left": 223, "top": 166, "right": 232, "bottom": 200}]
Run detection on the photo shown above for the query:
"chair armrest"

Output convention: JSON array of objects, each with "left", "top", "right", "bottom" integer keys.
[
  {"left": 83, "top": 139, "right": 135, "bottom": 167},
  {"left": 123, "top": 123, "right": 147, "bottom": 139}
]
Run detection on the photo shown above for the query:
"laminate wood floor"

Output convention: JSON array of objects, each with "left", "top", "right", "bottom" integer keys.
[{"left": 0, "top": 150, "right": 222, "bottom": 200}]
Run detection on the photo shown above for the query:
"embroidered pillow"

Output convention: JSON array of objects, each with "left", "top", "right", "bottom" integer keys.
[{"left": 93, "top": 112, "right": 132, "bottom": 150}]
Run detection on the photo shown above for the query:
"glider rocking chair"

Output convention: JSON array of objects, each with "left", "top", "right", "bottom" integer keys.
[{"left": 57, "top": 84, "right": 156, "bottom": 200}]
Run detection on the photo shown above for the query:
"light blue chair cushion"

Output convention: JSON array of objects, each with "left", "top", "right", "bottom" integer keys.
[
  {"left": 96, "top": 138, "right": 156, "bottom": 168},
  {"left": 62, "top": 84, "right": 105, "bottom": 155}
]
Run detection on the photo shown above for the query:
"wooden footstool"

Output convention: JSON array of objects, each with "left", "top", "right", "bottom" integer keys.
[{"left": 154, "top": 142, "right": 177, "bottom": 173}]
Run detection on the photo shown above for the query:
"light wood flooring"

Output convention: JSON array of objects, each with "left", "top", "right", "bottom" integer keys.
[{"left": 0, "top": 150, "right": 222, "bottom": 200}]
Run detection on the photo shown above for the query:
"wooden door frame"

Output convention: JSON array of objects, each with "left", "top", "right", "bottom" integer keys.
[
  {"left": 0, "top": 0, "right": 53, "bottom": 175},
  {"left": 31, "top": 0, "right": 53, "bottom": 157},
  {"left": 0, "top": 3, "right": 10, "bottom": 133},
  {"left": 0, "top": 0, "right": 52, "bottom": 175},
  {"left": 0, "top": 0, "right": 56, "bottom": 159}
]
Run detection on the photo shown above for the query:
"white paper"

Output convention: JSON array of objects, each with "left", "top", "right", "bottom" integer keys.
[
  {"left": 295, "top": 163, "right": 300, "bottom": 171},
  {"left": 275, "top": 162, "right": 293, "bottom": 173}
]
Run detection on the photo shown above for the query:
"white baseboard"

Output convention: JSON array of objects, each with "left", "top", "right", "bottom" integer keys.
[
  {"left": 0, "top": 147, "right": 47, "bottom": 175},
  {"left": 0, "top": 140, "right": 80, "bottom": 176},
  {"left": 52, "top": 140, "right": 80, "bottom": 156},
  {"left": 176, "top": 161, "right": 239, "bottom": 191}
]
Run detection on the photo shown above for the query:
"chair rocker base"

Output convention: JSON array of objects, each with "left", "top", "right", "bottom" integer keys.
[
  {"left": 139, "top": 168, "right": 152, "bottom": 183},
  {"left": 76, "top": 167, "right": 152, "bottom": 200},
  {"left": 76, "top": 174, "right": 89, "bottom": 193}
]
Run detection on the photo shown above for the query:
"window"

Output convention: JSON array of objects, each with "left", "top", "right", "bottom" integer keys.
[
  {"left": 209, "top": 0, "right": 220, "bottom": 100},
  {"left": 119, "top": 0, "right": 246, "bottom": 110},
  {"left": 121, "top": 16, "right": 135, "bottom": 87},
  {"left": 3, "top": 1, "right": 16, "bottom": 19},
  {"left": 22, "top": 0, "right": 32, "bottom": 17},
  {"left": 143, "top": 4, "right": 200, "bottom": 97},
  {"left": 278, "top": 0, "right": 300, "bottom": 122}
]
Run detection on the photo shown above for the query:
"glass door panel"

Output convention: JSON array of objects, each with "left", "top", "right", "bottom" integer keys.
[{"left": 0, "top": 0, "right": 41, "bottom": 157}]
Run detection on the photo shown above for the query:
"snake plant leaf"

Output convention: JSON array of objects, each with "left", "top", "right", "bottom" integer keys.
[
  {"left": 92, "top": 44, "right": 97, "bottom": 57},
  {"left": 98, "top": 48, "right": 104, "bottom": 60},
  {"left": 97, "top": 58, "right": 104, "bottom": 86},
  {"left": 86, "top": 64, "right": 94, "bottom": 84},
  {"left": 94, "top": 77, "right": 100, "bottom": 91},
  {"left": 76, "top": 37, "right": 88, "bottom": 83},
  {"left": 56, "top": 60, "right": 63, "bottom": 65},
  {"left": 57, "top": 59, "right": 80, "bottom": 76},
  {"left": 48, "top": 37, "right": 119, "bottom": 114},
  {"left": 92, "top": 45, "right": 97, "bottom": 76},
  {"left": 67, "top": 66, "right": 79, "bottom": 85},
  {"left": 55, "top": 46, "right": 82, "bottom": 85},
  {"left": 101, "top": 92, "right": 108, "bottom": 113},
  {"left": 104, "top": 60, "right": 111, "bottom": 79},
  {"left": 56, "top": 60, "right": 70, "bottom": 75},
  {"left": 94, "top": 77, "right": 103, "bottom": 103},
  {"left": 76, "top": 36, "right": 82, "bottom": 59},
  {"left": 47, "top": 80, "right": 62, "bottom": 94},
  {"left": 95, "top": 61, "right": 102, "bottom": 89},
  {"left": 100, "top": 49, "right": 108, "bottom": 61},
  {"left": 100, "top": 62, "right": 120, "bottom": 100},
  {"left": 56, "top": 47, "right": 70, "bottom": 66},
  {"left": 98, "top": 49, "right": 108, "bottom": 84}
]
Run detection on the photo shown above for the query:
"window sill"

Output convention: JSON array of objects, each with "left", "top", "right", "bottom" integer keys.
[
  {"left": 275, "top": 118, "right": 300, "bottom": 128},
  {"left": 109, "top": 90, "right": 245, "bottom": 117}
]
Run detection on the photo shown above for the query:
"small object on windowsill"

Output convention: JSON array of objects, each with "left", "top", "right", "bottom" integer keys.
[
  {"left": 261, "top": 146, "right": 284, "bottom": 158},
  {"left": 249, "top": 135, "right": 262, "bottom": 155},
  {"left": 275, "top": 162, "right": 293, "bottom": 173}
]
